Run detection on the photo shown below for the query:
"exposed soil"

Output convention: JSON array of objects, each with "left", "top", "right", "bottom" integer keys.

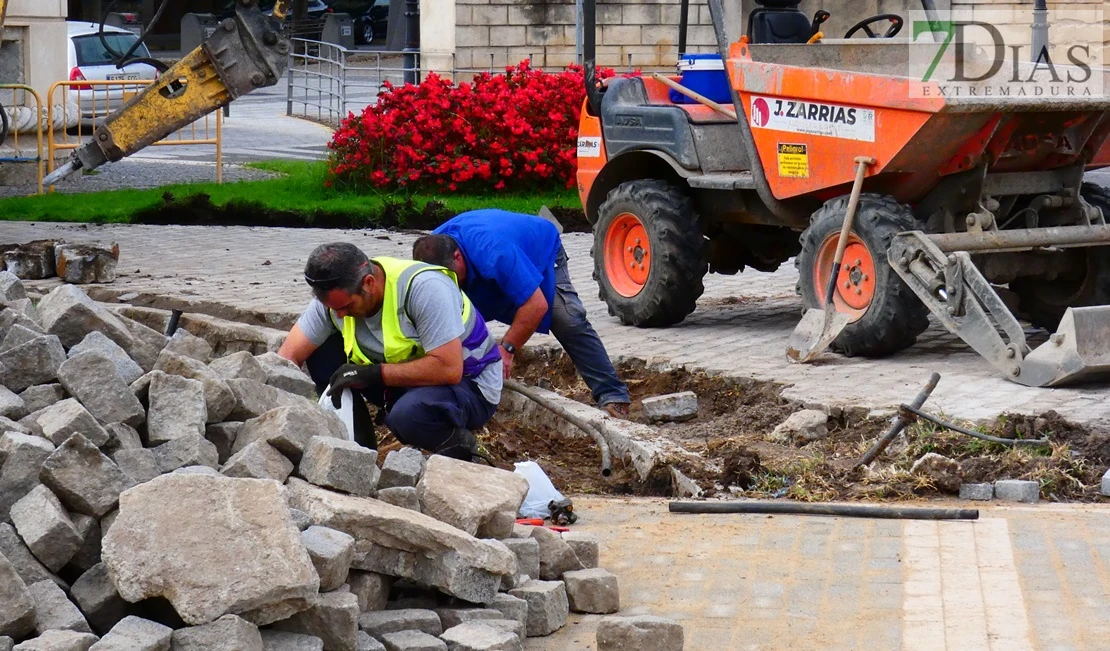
[
  {"left": 475, "top": 348, "right": 1110, "bottom": 503},
  {"left": 129, "top": 192, "right": 591, "bottom": 232}
]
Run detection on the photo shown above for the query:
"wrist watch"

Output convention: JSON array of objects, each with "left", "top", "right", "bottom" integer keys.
[{"left": 500, "top": 341, "right": 517, "bottom": 355}]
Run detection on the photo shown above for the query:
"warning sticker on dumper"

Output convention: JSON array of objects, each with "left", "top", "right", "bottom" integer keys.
[
  {"left": 750, "top": 96, "right": 875, "bottom": 142},
  {"left": 777, "top": 143, "right": 809, "bottom": 178}
]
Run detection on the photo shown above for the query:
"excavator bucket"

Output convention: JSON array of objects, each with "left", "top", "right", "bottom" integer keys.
[{"left": 1018, "top": 306, "right": 1110, "bottom": 387}]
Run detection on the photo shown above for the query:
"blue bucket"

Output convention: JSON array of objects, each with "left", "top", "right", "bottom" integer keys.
[{"left": 668, "top": 53, "right": 730, "bottom": 104}]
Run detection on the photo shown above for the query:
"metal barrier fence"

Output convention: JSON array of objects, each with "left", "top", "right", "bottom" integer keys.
[
  {"left": 286, "top": 39, "right": 682, "bottom": 127},
  {"left": 0, "top": 84, "right": 45, "bottom": 195},
  {"left": 46, "top": 80, "right": 223, "bottom": 189}
]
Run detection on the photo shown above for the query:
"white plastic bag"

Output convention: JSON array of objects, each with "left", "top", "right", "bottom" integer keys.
[
  {"left": 318, "top": 385, "right": 355, "bottom": 442},
  {"left": 514, "top": 461, "right": 566, "bottom": 519}
]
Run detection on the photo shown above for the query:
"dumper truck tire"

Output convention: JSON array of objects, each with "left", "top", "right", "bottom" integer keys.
[
  {"left": 592, "top": 180, "right": 707, "bottom": 327},
  {"left": 1012, "top": 182, "right": 1110, "bottom": 330},
  {"left": 796, "top": 193, "right": 929, "bottom": 357}
]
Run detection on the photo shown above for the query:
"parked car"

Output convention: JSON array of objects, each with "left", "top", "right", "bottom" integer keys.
[
  {"left": 354, "top": 0, "right": 389, "bottom": 45},
  {"left": 66, "top": 22, "right": 158, "bottom": 125}
]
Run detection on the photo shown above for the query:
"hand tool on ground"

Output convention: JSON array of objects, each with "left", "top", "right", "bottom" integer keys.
[
  {"left": 669, "top": 500, "right": 978, "bottom": 521},
  {"left": 855, "top": 372, "right": 939, "bottom": 468},
  {"left": 549, "top": 498, "right": 578, "bottom": 526}
]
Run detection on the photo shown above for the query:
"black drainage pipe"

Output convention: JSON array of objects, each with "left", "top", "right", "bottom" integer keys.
[{"left": 669, "top": 501, "right": 978, "bottom": 521}]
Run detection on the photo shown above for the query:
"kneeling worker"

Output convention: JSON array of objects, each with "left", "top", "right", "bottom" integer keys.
[{"left": 278, "top": 242, "right": 503, "bottom": 459}]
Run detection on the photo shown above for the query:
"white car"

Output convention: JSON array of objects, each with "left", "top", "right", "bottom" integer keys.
[{"left": 66, "top": 22, "right": 158, "bottom": 124}]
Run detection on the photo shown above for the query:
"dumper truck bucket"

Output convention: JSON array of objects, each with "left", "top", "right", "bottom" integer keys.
[{"left": 1018, "top": 306, "right": 1110, "bottom": 387}]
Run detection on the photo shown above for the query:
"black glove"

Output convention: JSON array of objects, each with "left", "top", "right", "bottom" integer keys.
[{"left": 326, "top": 363, "right": 384, "bottom": 408}]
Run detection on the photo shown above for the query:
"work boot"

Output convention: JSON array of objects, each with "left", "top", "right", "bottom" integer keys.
[
  {"left": 603, "top": 402, "right": 630, "bottom": 419},
  {"left": 432, "top": 427, "right": 483, "bottom": 462}
]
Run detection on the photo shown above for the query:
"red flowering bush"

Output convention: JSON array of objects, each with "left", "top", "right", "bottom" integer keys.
[{"left": 326, "top": 62, "right": 614, "bottom": 193}]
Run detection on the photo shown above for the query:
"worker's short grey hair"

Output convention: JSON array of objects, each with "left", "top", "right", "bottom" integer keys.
[
  {"left": 304, "top": 242, "right": 370, "bottom": 297},
  {"left": 412, "top": 234, "right": 460, "bottom": 270}
]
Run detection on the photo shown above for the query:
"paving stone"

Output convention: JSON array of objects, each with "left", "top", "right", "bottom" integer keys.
[
  {"left": 209, "top": 352, "right": 268, "bottom": 384},
  {"left": 153, "top": 351, "right": 235, "bottom": 423},
  {"left": 102, "top": 424, "right": 142, "bottom": 455},
  {"left": 173, "top": 466, "right": 219, "bottom": 476},
  {"left": 87, "top": 616, "right": 172, "bottom": 651},
  {"left": 3, "top": 299, "right": 38, "bottom": 324},
  {"left": 0, "top": 386, "right": 24, "bottom": 420},
  {"left": 67, "top": 333, "right": 143, "bottom": 386},
  {"left": 346, "top": 571, "right": 391, "bottom": 613},
  {"left": 432, "top": 608, "right": 502, "bottom": 630},
  {"left": 771, "top": 410, "right": 829, "bottom": 444},
  {"left": 596, "top": 615, "right": 683, "bottom": 651},
  {"left": 205, "top": 422, "right": 241, "bottom": 465},
  {"left": 0, "top": 324, "right": 45, "bottom": 354},
  {"left": 301, "top": 526, "right": 356, "bottom": 593},
  {"left": 259, "top": 630, "right": 324, "bottom": 651},
  {"left": 2, "top": 414, "right": 33, "bottom": 437},
  {"left": 0, "top": 334, "right": 67, "bottom": 392},
  {"left": 470, "top": 621, "right": 524, "bottom": 646},
  {"left": 71, "top": 564, "right": 130, "bottom": 635},
  {"left": 0, "top": 432, "right": 55, "bottom": 522},
  {"left": 560, "top": 532, "right": 599, "bottom": 569},
  {"left": 221, "top": 441, "right": 294, "bottom": 482},
  {"left": 146, "top": 373, "right": 207, "bottom": 445},
  {"left": 27, "top": 580, "right": 92, "bottom": 635},
  {"left": 235, "top": 406, "right": 337, "bottom": 462},
  {"left": 290, "top": 508, "right": 314, "bottom": 532},
  {"left": 151, "top": 435, "right": 220, "bottom": 474},
  {"left": 12, "top": 630, "right": 99, "bottom": 651},
  {"left": 40, "top": 434, "right": 127, "bottom": 518},
  {"left": 113, "top": 318, "right": 166, "bottom": 374},
  {"left": 0, "top": 637, "right": 11, "bottom": 651},
  {"left": 55, "top": 243, "right": 118, "bottom": 285},
  {"left": 298, "top": 437, "right": 379, "bottom": 497},
  {"left": 378, "top": 448, "right": 424, "bottom": 490},
  {"left": 358, "top": 610, "right": 442, "bottom": 638},
  {"left": 960, "top": 483, "right": 994, "bottom": 501},
  {"left": 102, "top": 474, "right": 319, "bottom": 626},
  {"left": 355, "top": 632, "right": 384, "bottom": 651},
  {"left": 1102, "top": 468, "right": 1110, "bottom": 497},
  {"left": 994, "top": 479, "right": 1040, "bottom": 503},
  {"left": 378, "top": 631, "right": 445, "bottom": 651},
  {"left": 641, "top": 391, "right": 698, "bottom": 423},
  {"left": 507, "top": 581, "right": 568, "bottom": 637},
  {"left": 2, "top": 240, "right": 56, "bottom": 280},
  {"left": 485, "top": 595, "right": 527, "bottom": 630},
  {"left": 17, "top": 384, "right": 66, "bottom": 419},
  {"left": 350, "top": 545, "right": 415, "bottom": 578},
  {"left": 0, "top": 552, "right": 35, "bottom": 638},
  {"left": 528, "top": 527, "right": 582, "bottom": 580},
  {"left": 34, "top": 398, "right": 110, "bottom": 448},
  {"left": 272, "top": 591, "right": 359, "bottom": 651},
  {"left": 562, "top": 568, "right": 619, "bottom": 614},
  {"left": 69, "top": 513, "right": 102, "bottom": 572},
  {"left": 226, "top": 379, "right": 288, "bottom": 421},
  {"left": 376, "top": 487, "right": 420, "bottom": 512},
  {"left": 0, "top": 303, "right": 43, "bottom": 340},
  {"left": 170, "top": 615, "right": 263, "bottom": 651},
  {"left": 0, "top": 272, "right": 26, "bottom": 301},
  {"left": 498, "top": 539, "right": 539, "bottom": 587},
  {"left": 36, "top": 285, "right": 133, "bottom": 352},
  {"left": 164, "top": 330, "right": 212, "bottom": 364},
  {"left": 439, "top": 622, "right": 521, "bottom": 651},
  {"left": 254, "top": 353, "right": 314, "bottom": 398},
  {"left": 910, "top": 453, "right": 961, "bottom": 494},
  {"left": 0, "top": 524, "right": 64, "bottom": 590},
  {"left": 110, "top": 449, "right": 160, "bottom": 487},
  {"left": 416, "top": 456, "right": 527, "bottom": 539},
  {"left": 10, "top": 485, "right": 82, "bottom": 572}
]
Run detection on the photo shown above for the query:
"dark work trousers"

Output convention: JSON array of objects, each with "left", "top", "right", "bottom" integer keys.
[{"left": 305, "top": 334, "right": 497, "bottom": 451}]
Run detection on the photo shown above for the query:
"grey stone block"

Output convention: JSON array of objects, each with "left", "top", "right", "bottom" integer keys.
[
  {"left": 376, "top": 487, "right": 420, "bottom": 512},
  {"left": 358, "top": 610, "right": 442, "bottom": 638},
  {"left": 289, "top": 508, "right": 314, "bottom": 532},
  {"left": 71, "top": 564, "right": 130, "bottom": 635},
  {"left": 528, "top": 527, "right": 581, "bottom": 580},
  {"left": 110, "top": 449, "right": 160, "bottom": 487},
  {"left": 234, "top": 407, "right": 334, "bottom": 462},
  {"left": 204, "top": 422, "right": 241, "bottom": 465},
  {"left": 355, "top": 632, "right": 384, "bottom": 651},
  {"left": 272, "top": 591, "right": 359, "bottom": 651},
  {"left": 163, "top": 330, "right": 212, "bottom": 364},
  {"left": 0, "top": 524, "right": 64, "bottom": 590},
  {"left": 379, "top": 448, "right": 425, "bottom": 490},
  {"left": 476, "top": 621, "right": 524, "bottom": 646},
  {"left": 259, "top": 630, "right": 323, "bottom": 651},
  {"left": 562, "top": 568, "right": 619, "bottom": 614},
  {"left": 416, "top": 457, "right": 527, "bottom": 539},
  {"left": 596, "top": 615, "right": 683, "bottom": 651},
  {"left": 432, "top": 609, "right": 502, "bottom": 630},
  {"left": 439, "top": 622, "right": 521, "bottom": 651},
  {"left": 378, "top": 631, "right": 445, "bottom": 651},
  {"left": 0, "top": 385, "right": 24, "bottom": 419},
  {"left": 641, "top": 391, "right": 698, "bottom": 423},
  {"left": 226, "top": 379, "right": 288, "bottom": 421},
  {"left": 0, "top": 272, "right": 26, "bottom": 301},
  {"left": 0, "top": 324, "right": 44, "bottom": 354},
  {"left": 0, "top": 553, "right": 35, "bottom": 638},
  {"left": 254, "top": 353, "right": 314, "bottom": 398},
  {"left": 221, "top": 442, "right": 294, "bottom": 483},
  {"left": 0, "top": 433, "right": 55, "bottom": 522},
  {"left": 40, "top": 434, "right": 127, "bottom": 517},
  {"left": 410, "top": 552, "right": 502, "bottom": 606},
  {"left": 1102, "top": 468, "right": 1110, "bottom": 497},
  {"left": 560, "top": 532, "right": 599, "bottom": 569},
  {"left": 12, "top": 630, "right": 99, "bottom": 651},
  {"left": 0, "top": 305, "right": 43, "bottom": 343},
  {"left": 151, "top": 435, "right": 219, "bottom": 474},
  {"left": 507, "top": 581, "right": 568, "bottom": 637},
  {"left": 2, "top": 240, "right": 55, "bottom": 280},
  {"left": 173, "top": 466, "right": 219, "bottom": 476},
  {"left": 346, "top": 571, "right": 391, "bottom": 613},
  {"left": 170, "top": 615, "right": 263, "bottom": 651},
  {"left": 959, "top": 483, "right": 994, "bottom": 501},
  {"left": 0, "top": 636, "right": 11, "bottom": 651},
  {"left": 10, "top": 485, "right": 82, "bottom": 572},
  {"left": 298, "top": 437, "right": 379, "bottom": 497},
  {"left": 27, "top": 580, "right": 92, "bottom": 635},
  {"left": 0, "top": 335, "right": 67, "bottom": 392},
  {"left": 301, "top": 526, "right": 356, "bottom": 593},
  {"left": 102, "top": 424, "right": 142, "bottom": 455},
  {"left": 153, "top": 351, "right": 235, "bottom": 423},
  {"left": 114, "top": 318, "right": 167, "bottom": 374},
  {"left": 208, "top": 352, "right": 267, "bottom": 384},
  {"left": 994, "top": 479, "right": 1040, "bottom": 503},
  {"left": 485, "top": 595, "right": 526, "bottom": 630},
  {"left": 17, "top": 384, "right": 66, "bottom": 419},
  {"left": 69, "top": 513, "right": 102, "bottom": 572},
  {"left": 36, "top": 399, "right": 109, "bottom": 448},
  {"left": 771, "top": 409, "right": 829, "bottom": 444},
  {"left": 37, "top": 285, "right": 133, "bottom": 352},
  {"left": 68, "top": 333, "right": 143, "bottom": 386},
  {"left": 54, "top": 243, "right": 118, "bottom": 284},
  {"left": 146, "top": 373, "right": 207, "bottom": 445},
  {"left": 87, "top": 616, "right": 172, "bottom": 651},
  {"left": 498, "top": 538, "right": 538, "bottom": 589}
]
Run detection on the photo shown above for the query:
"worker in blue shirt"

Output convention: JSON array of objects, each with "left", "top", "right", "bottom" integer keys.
[{"left": 413, "top": 209, "right": 631, "bottom": 417}]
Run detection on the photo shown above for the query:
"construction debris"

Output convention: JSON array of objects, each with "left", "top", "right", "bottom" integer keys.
[{"left": 640, "top": 391, "right": 698, "bottom": 423}]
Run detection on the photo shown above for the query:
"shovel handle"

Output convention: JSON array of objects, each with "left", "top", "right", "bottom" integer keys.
[{"left": 824, "top": 156, "right": 876, "bottom": 307}]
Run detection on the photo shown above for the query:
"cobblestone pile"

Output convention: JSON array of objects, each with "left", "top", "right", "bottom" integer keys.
[{"left": 0, "top": 282, "right": 680, "bottom": 651}]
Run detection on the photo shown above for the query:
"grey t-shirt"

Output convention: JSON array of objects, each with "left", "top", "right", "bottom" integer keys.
[{"left": 297, "top": 270, "right": 502, "bottom": 404}]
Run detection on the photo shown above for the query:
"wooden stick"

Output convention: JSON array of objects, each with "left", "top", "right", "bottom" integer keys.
[{"left": 650, "top": 73, "right": 737, "bottom": 120}]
